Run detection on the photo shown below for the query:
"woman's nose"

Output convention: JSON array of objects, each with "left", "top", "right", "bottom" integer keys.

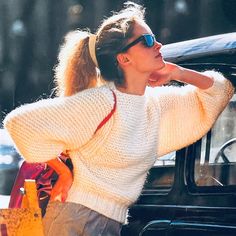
[{"left": 154, "top": 41, "right": 162, "bottom": 50}]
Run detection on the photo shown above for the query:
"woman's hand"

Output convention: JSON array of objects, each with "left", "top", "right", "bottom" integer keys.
[
  {"left": 50, "top": 170, "right": 73, "bottom": 202},
  {"left": 148, "top": 62, "right": 182, "bottom": 87},
  {"left": 148, "top": 62, "right": 214, "bottom": 89},
  {"left": 47, "top": 158, "right": 73, "bottom": 202}
]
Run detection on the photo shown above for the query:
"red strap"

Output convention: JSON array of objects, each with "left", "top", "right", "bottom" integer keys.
[
  {"left": 62, "top": 90, "right": 116, "bottom": 156},
  {"left": 95, "top": 90, "right": 116, "bottom": 134}
]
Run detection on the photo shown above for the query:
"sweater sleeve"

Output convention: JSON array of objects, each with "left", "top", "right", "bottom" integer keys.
[
  {"left": 149, "top": 71, "right": 234, "bottom": 157},
  {"left": 3, "top": 87, "right": 115, "bottom": 162}
]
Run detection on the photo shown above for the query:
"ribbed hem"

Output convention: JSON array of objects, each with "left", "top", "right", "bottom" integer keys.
[{"left": 66, "top": 190, "right": 129, "bottom": 223}]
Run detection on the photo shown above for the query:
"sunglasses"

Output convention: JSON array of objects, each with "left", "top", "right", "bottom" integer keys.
[{"left": 121, "top": 34, "right": 156, "bottom": 52}]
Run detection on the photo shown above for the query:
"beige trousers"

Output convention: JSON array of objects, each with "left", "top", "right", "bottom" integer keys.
[{"left": 43, "top": 201, "right": 122, "bottom": 236}]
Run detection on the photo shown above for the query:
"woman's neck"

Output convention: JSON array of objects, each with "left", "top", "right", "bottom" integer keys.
[
  {"left": 115, "top": 71, "right": 148, "bottom": 96},
  {"left": 115, "top": 84, "right": 145, "bottom": 96}
]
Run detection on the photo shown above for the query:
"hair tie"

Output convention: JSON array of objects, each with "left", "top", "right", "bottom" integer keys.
[{"left": 88, "top": 34, "right": 98, "bottom": 68}]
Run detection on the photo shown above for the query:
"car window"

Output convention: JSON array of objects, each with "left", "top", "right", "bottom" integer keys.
[
  {"left": 143, "top": 152, "right": 176, "bottom": 191},
  {"left": 194, "top": 93, "right": 236, "bottom": 187}
]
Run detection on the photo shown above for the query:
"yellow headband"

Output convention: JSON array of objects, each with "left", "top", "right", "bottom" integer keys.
[{"left": 88, "top": 34, "right": 98, "bottom": 68}]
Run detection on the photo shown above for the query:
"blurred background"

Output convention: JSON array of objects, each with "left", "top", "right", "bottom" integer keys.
[{"left": 0, "top": 0, "right": 236, "bottom": 123}]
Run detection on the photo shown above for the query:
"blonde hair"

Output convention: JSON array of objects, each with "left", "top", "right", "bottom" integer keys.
[
  {"left": 54, "top": 1, "right": 145, "bottom": 97},
  {"left": 54, "top": 30, "right": 98, "bottom": 96}
]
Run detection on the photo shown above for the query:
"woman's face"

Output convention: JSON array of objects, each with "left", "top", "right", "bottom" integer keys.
[{"left": 121, "top": 21, "right": 165, "bottom": 74}]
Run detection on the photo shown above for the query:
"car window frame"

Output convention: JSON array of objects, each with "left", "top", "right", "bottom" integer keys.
[{"left": 186, "top": 134, "right": 236, "bottom": 194}]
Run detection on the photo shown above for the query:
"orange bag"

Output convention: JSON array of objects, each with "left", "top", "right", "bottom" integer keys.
[{"left": 0, "top": 180, "right": 44, "bottom": 236}]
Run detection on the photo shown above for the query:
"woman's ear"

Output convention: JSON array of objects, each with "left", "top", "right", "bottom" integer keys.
[{"left": 116, "top": 53, "right": 130, "bottom": 66}]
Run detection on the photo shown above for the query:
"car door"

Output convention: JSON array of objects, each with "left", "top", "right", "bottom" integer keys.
[
  {"left": 122, "top": 70, "right": 236, "bottom": 236},
  {"left": 168, "top": 68, "right": 236, "bottom": 236}
]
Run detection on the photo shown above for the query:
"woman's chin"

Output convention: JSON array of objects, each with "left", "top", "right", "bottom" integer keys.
[{"left": 155, "top": 61, "right": 166, "bottom": 71}]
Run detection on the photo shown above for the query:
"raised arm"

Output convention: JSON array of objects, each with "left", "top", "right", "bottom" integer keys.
[{"left": 148, "top": 64, "right": 234, "bottom": 157}]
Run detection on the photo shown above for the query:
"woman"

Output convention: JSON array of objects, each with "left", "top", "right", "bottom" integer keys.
[{"left": 3, "top": 2, "right": 234, "bottom": 236}]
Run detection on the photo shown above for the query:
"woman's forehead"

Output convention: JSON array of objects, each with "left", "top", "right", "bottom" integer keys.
[{"left": 132, "top": 21, "right": 153, "bottom": 36}]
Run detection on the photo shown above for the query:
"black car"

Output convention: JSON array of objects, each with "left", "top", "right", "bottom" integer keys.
[{"left": 122, "top": 32, "right": 236, "bottom": 236}]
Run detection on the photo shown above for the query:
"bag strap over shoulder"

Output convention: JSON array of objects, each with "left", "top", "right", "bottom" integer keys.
[
  {"left": 61, "top": 89, "right": 116, "bottom": 157},
  {"left": 95, "top": 90, "right": 117, "bottom": 134}
]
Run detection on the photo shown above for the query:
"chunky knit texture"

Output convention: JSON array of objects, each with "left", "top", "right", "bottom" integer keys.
[{"left": 3, "top": 71, "right": 234, "bottom": 223}]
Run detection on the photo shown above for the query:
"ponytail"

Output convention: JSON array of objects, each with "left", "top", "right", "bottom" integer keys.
[{"left": 54, "top": 30, "right": 98, "bottom": 97}]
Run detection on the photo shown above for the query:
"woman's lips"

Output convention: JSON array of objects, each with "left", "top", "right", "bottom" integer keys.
[{"left": 155, "top": 53, "right": 162, "bottom": 58}]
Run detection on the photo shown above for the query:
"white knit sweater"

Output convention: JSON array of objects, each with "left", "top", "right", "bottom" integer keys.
[{"left": 3, "top": 71, "right": 234, "bottom": 223}]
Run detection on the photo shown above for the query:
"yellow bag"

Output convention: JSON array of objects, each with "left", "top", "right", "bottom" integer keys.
[{"left": 0, "top": 180, "right": 44, "bottom": 236}]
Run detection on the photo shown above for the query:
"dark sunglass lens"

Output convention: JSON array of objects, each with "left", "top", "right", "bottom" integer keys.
[{"left": 144, "top": 35, "right": 155, "bottom": 47}]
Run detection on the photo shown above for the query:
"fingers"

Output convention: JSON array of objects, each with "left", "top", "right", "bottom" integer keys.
[
  {"left": 50, "top": 187, "right": 67, "bottom": 202},
  {"left": 52, "top": 194, "right": 62, "bottom": 202},
  {"left": 50, "top": 185, "right": 62, "bottom": 201},
  {"left": 148, "top": 62, "right": 181, "bottom": 87},
  {"left": 50, "top": 175, "right": 73, "bottom": 202},
  {"left": 61, "top": 191, "right": 68, "bottom": 203},
  {"left": 148, "top": 74, "right": 171, "bottom": 87}
]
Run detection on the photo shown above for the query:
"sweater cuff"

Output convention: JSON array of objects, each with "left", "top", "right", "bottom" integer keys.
[{"left": 201, "top": 70, "right": 234, "bottom": 99}]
